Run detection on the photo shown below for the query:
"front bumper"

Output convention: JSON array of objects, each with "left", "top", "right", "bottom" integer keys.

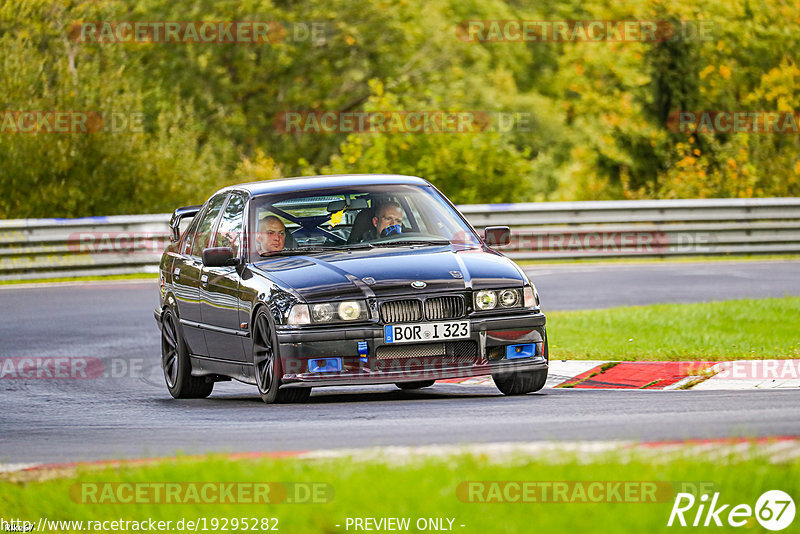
[{"left": 275, "top": 312, "right": 547, "bottom": 388}]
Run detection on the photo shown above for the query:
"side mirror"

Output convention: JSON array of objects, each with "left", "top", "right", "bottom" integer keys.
[
  {"left": 202, "top": 247, "right": 239, "bottom": 267},
  {"left": 484, "top": 226, "right": 511, "bottom": 247}
]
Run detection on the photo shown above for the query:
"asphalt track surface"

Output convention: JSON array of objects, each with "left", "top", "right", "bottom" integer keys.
[{"left": 1, "top": 260, "right": 799, "bottom": 463}]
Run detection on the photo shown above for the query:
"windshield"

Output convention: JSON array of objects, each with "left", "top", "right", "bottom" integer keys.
[{"left": 248, "top": 184, "right": 481, "bottom": 259}]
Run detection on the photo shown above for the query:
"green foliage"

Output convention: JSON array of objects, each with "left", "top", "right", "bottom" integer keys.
[
  {"left": 0, "top": 0, "right": 798, "bottom": 217},
  {"left": 319, "top": 81, "right": 540, "bottom": 204},
  {"left": 0, "top": 0, "right": 230, "bottom": 217}
]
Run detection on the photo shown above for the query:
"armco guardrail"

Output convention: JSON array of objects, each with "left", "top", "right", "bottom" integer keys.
[
  {"left": 459, "top": 197, "right": 800, "bottom": 260},
  {"left": 0, "top": 214, "right": 171, "bottom": 281},
  {"left": 1, "top": 198, "right": 799, "bottom": 280}
]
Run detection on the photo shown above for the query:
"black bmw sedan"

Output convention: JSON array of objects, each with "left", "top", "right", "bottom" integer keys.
[{"left": 155, "top": 174, "right": 548, "bottom": 403}]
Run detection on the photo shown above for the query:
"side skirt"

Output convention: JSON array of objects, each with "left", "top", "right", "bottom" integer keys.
[{"left": 189, "top": 354, "right": 248, "bottom": 383}]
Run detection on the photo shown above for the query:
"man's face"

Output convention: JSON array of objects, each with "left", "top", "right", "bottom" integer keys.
[
  {"left": 257, "top": 218, "right": 286, "bottom": 253},
  {"left": 373, "top": 205, "right": 403, "bottom": 235}
]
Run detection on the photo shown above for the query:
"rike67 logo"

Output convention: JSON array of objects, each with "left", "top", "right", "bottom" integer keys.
[{"left": 668, "top": 490, "right": 795, "bottom": 530}]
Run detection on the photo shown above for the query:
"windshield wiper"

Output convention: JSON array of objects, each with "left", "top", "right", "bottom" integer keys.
[
  {"left": 372, "top": 240, "right": 451, "bottom": 247},
  {"left": 260, "top": 246, "right": 339, "bottom": 257},
  {"left": 260, "top": 243, "right": 374, "bottom": 257}
]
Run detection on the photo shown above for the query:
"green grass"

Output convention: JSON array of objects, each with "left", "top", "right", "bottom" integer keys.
[
  {"left": 0, "top": 273, "right": 157, "bottom": 285},
  {"left": 548, "top": 296, "right": 800, "bottom": 361},
  {"left": 1, "top": 447, "right": 797, "bottom": 533}
]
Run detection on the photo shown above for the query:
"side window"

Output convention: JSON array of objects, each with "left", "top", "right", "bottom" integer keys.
[
  {"left": 181, "top": 210, "right": 203, "bottom": 255},
  {"left": 191, "top": 194, "right": 228, "bottom": 257},
  {"left": 213, "top": 195, "right": 245, "bottom": 256}
]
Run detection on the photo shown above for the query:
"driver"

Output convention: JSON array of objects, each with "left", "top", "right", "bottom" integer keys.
[
  {"left": 360, "top": 201, "right": 404, "bottom": 242},
  {"left": 256, "top": 215, "right": 286, "bottom": 254}
]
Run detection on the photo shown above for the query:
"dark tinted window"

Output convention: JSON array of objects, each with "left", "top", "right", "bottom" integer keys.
[
  {"left": 213, "top": 194, "right": 245, "bottom": 256},
  {"left": 181, "top": 210, "right": 203, "bottom": 255},
  {"left": 191, "top": 194, "right": 228, "bottom": 256}
]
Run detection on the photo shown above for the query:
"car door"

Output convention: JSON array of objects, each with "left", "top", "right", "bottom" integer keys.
[
  {"left": 175, "top": 193, "right": 228, "bottom": 357},
  {"left": 200, "top": 193, "right": 247, "bottom": 361}
]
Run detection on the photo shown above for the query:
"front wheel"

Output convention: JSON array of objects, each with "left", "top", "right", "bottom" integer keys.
[
  {"left": 161, "top": 308, "right": 213, "bottom": 399},
  {"left": 492, "top": 338, "right": 549, "bottom": 396},
  {"left": 252, "top": 310, "right": 311, "bottom": 404},
  {"left": 493, "top": 369, "right": 547, "bottom": 395}
]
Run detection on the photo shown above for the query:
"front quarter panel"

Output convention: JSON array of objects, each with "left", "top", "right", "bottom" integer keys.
[{"left": 237, "top": 265, "right": 303, "bottom": 380}]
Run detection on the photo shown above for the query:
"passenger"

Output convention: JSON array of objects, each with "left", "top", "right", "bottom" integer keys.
[{"left": 256, "top": 215, "right": 286, "bottom": 254}]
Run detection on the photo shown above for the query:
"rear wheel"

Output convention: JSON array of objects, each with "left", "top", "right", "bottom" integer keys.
[
  {"left": 492, "top": 338, "right": 549, "bottom": 396},
  {"left": 396, "top": 380, "right": 435, "bottom": 390},
  {"left": 252, "top": 310, "right": 311, "bottom": 404},
  {"left": 161, "top": 309, "right": 213, "bottom": 399}
]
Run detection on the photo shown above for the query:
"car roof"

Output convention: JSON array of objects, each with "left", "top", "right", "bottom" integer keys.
[{"left": 224, "top": 174, "right": 431, "bottom": 196}]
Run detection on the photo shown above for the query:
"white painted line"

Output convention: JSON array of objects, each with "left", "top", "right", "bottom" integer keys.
[
  {"left": 457, "top": 377, "right": 493, "bottom": 385},
  {"left": 663, "top": 375, "right": 699, "bottom": 390},
  {"left": 691, "top": 360, "right": 800, "bottom": 390},
  {"left": 0, "top": 279, "right": 156, "bottom": 290},
  {"left": 693, "top": 378, "right": 800, "bottom": 390},
  {"left": 296, "top": 439, "right": 800, "bottom": 464},
  {"left": 0, "top": 463, "right": 41, "bottom": 473},
  {"left": 298, "top": 441, "right": 629, "bottom": 463}
]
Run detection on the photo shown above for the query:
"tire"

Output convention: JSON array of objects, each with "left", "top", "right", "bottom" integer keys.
[
  {"left": 278, "top": 387, "right": 312, "bottom": 403},
  {"left": 492, "top": 338, "right": 549, "bottom": 396},
  {"left": 161, "top": 308, "right": 213, "bottom": 399},
  {"left": 493, "top": 369, "right": 547, "bottom": 395},
  {"left": 396, "top": 380, "right": 435, "bottom": 390},
  {"left": 252, "top": 309, "right": 311, "bottom": 404}
]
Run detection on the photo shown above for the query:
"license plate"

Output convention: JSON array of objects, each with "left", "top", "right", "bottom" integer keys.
[{"left": 384, "top": 321, "right": 470, "bottom": 344}]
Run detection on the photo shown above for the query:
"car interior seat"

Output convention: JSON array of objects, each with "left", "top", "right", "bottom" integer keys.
[
  {"left": 346, "top": 206, "right": 376, "bottom": 244},
  {"left": 284, "top": 229, "right": 299, "bottom": 249}
]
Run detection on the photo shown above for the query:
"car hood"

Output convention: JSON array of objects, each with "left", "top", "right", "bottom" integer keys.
[{"left": 251, "top": 245, "right": 525, "bottom": 301}]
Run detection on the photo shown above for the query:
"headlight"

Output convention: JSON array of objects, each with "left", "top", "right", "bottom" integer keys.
[
  {"left": 296, "top": 300, "right": 368, "bottom": 324},
  {"left": 287, "top": 304, "right": 311, "bottom": 325},
  {"left": 499, "top": 289, "right": 520, "bottom": 307},
  {"left": 475, "top": 288, "right": 528, "bottom": 311},
  {"left": 311, "top": 303, "right": 335, "bottom": 322},
  {"left": 475, "top": 290, "right": 497, "bottom": 310},
  {"left": 337, "top": 301, "right": 364, "bottom": 321}
]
